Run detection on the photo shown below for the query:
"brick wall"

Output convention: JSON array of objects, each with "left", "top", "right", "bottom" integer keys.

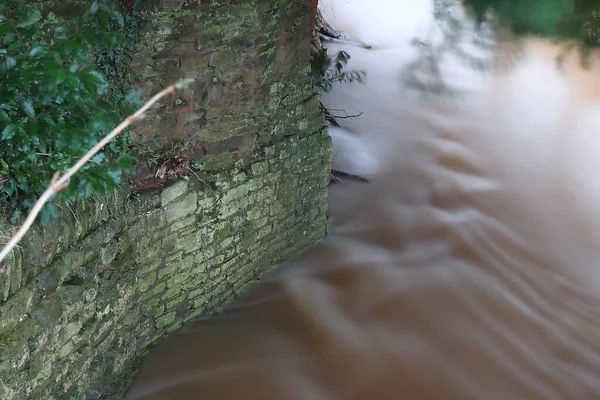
[{"left": 0, "top": 0, "right": 331, "bottom": 398}]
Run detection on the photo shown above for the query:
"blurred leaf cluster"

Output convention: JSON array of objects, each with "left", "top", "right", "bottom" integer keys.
[
  {"left": 0, "top": 0, "right": 141, "bottom": 226},
  {"left": 462, "top": 0, "right": 600, "bottom": 46},
  {"left": 400, "top": 0, "right": 600, "bottom": 96},
  {"left": 310, "top": 49, "right": 365, "bottom": 93}
]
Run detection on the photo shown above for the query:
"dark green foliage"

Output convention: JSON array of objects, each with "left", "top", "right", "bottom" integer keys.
[
  {"left": 462, "top": 0, "right": 600, "bottom": 46},
  {"left": 310, "top": 49, "right": 365, "bottom": 92},
  {"left": 93, "top": 3, "right": 142, "bottom": 110},
  {"left": 0, "top": 0, "right": 140, "bottom": 225}
]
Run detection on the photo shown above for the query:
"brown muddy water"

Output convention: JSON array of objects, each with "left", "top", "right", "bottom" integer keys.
[{"left": 125, "top": 1, "right": 600, "bottom": 398}]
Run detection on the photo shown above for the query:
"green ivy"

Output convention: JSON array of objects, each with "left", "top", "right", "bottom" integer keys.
[
  {"left": 0, "top": 0, "right": 141, "bottom": 226},
  {"left": 93, "top": 1, "right": 142, "bottom": 113}
]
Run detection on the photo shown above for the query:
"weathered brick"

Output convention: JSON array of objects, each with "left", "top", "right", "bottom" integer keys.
[
  {"left": 161, "top": 180, "right": 190, "bottom": 207},
  {"left": 155, "top": 312, "right": 176, "bottom": 329},
  {"left": 164, "top": 192, "right": 198, "bottom": 222}
]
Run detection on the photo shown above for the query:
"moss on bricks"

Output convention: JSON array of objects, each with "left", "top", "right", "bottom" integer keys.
[
  {"left": 160, "top": 180, "right": 190, "bottom": 206},
  {"left": 164, "top": 192, "right": 198, "bottom": 222}
]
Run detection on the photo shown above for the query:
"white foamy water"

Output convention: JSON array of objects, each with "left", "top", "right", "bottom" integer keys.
[{"left": 125, "top": 2, "right": 600, "bottom": 399}]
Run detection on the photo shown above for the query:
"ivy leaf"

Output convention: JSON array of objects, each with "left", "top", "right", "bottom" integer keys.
[
  {"left": 1, "top": 124, "right": 17, "bottom": 140},
  {"left": 1, "top": 179, "right": 15, "bottom": 197},
  {"left": 3, "top": 32, "right": 15, "bottom": 45},
  {"left": 44, "top": 117, "right": 57, "bottom": 128},
  {"left": 117, "top": 154, "right": 134, "bottom": 170},
  {"left": 19, "top": 70, "right": 32, "bottom": 91},
  {"left": 124, "top": 88, "right": 142, "bottom": 105},
  {"left": 40, "top": 206, "right": 52, "bottom": 227},
  {"left": 90, "top": 1, "right": 100, "bottom": 14},
  {"left": 54, "top": 69, "right": 66, "bottom": 86},
  {"left": 27, "top": 120, "right": 43, "bottom": 137},
  {"left": 0, "top": 159, "right": 9, "bottom": 175},
  {"left": 107, "top": 168, "right": 123, "bottom": 184},
  {"left": 16, "top": 9, "right": 41, "bottom": 28},
  {"left": 21, "top": 101, "right": 35, "bottom": 118},
  {"left": 10, "top": 208, "right": 21, "bottom": 224},
  {"left": 0, "top": 110, "right": 10, "bottom": 123},
  {"left": 29, "top": 45, "right": 48, "bottom": 58},
  {"left": 81, "top": 181, "right": 94, "bottom": 198},
  {"left": 64, "top": 70, "right": 80, "bottom": 89},
  {"left": 4, "top": 57, "right": 16, "bottom": 69},
  {"left": 89, "top": 114, "right": 113, "bottom": 133},
  {"left": 113, "top": 11, "right": 124, "bottom": 27},
  {"left": 91, "top": 153, "right": 107, "bottom": 164},
  {"left": 81, "top": 71, "right": 108, "bottom": 95}
]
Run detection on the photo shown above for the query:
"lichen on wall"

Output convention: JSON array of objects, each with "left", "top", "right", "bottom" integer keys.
[{"left": 0, "top": 0, "right": 330, "bottom": 398}]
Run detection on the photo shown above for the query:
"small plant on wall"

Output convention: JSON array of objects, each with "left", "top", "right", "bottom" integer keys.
[
  {"left": 310, "top": 49, "right": 365, "bottom": 93},
  {"left": 0, "top": 0, "right": 140, "bottom": 227}
]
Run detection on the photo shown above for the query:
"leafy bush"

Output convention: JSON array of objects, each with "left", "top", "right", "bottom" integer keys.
[{"left": 0, "top": 0, "right": 140, "bottom": 226}]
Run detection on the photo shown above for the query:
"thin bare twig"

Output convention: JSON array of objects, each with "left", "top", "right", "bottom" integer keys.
[
  {"left": 186, "top": 166, "right": 207, "bottom": 185},
  {"left": 325, "top": 110, "right": 363, "bottom": 119},
  {"left": 0, "top": 79, "right": 195, "bottom": 271},
  {"left": 320, "top": 104, "right": 364, "bottom": 124}
]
